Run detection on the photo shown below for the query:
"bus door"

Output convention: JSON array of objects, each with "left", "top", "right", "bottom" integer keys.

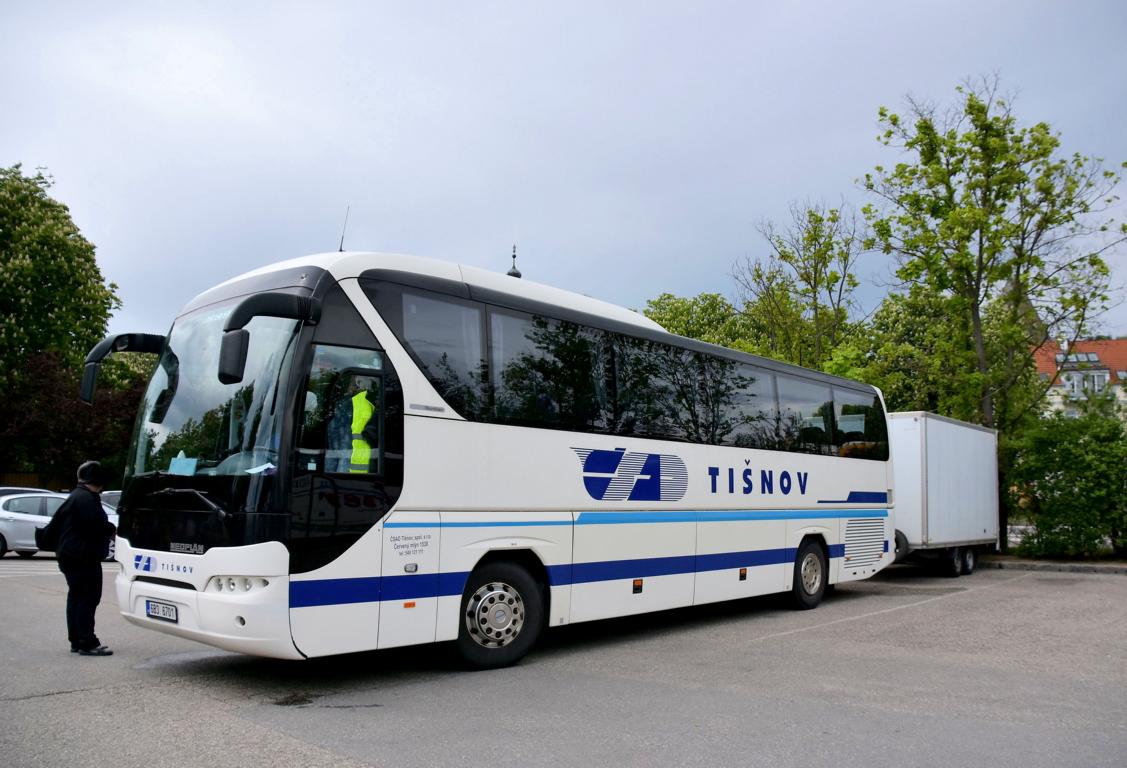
[{"left": 288, "top": 344, "right": 404, "bottom": 657}]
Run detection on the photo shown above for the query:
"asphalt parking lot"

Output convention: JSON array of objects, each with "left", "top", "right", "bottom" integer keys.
[{"left": 1, "top": 556, "right": 1124, "bottom": 768}]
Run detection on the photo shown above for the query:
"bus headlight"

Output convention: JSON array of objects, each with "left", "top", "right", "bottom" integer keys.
[{"left": 207, "top": 576, "right": 270, "bottom": 594}]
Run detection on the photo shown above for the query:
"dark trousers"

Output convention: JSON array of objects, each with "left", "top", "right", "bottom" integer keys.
[{"left": 57, "top": 556, "right": 103, "bottom": 650}]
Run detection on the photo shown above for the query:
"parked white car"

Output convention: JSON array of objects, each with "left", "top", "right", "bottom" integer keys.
[
  {"left": 0, "top": 492, "right": 67, "bottom": 557},
  {"left": 0, "top": 492, "right": 118, "bottom": 560}
]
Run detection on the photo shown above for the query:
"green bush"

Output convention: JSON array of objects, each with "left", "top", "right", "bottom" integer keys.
[{"left": 1008, "top": 404, "right": 1127, "bottom": 558}]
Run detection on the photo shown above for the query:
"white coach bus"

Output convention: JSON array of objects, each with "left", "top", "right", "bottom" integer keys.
[{"left": 82, "top": 252, "right": 894, "bottom": 668}]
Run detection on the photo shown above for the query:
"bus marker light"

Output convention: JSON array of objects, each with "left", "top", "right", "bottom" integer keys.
[
  {"left": 404, "top": 601, "right": 416, "bottom": 609},
  {"left": 632, "top": 579, "right": 643, "bottom": 594},
  {"left": 739, "top": 568, "right": 747, "bottom": 581}
]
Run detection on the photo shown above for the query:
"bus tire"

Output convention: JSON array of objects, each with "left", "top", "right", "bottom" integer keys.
[
  {"left": 456, "top": 561, "right": 544, "bottom": 670},
  {"left": 960, "top": 547, "right": 976, "bottom": 576},
  {"left": 791, "top": 539, "right": 827, "bottom": 610}
]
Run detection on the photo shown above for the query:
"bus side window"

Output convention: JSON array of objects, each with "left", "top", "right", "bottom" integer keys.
[
  {"left": 776, "top": 376, "right": 832, "bottom": 455},
  {"left": 833, "top": 388, "right": 889, "bottom": 460}
]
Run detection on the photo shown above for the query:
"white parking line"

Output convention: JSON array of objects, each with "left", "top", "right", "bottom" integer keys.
[{"left": 747, "top": 571, "right": 1033, "bottom": 645}]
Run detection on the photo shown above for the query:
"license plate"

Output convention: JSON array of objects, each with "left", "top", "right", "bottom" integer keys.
[{"left": 145, "top": 599, "right": 178, "bottom": 623}]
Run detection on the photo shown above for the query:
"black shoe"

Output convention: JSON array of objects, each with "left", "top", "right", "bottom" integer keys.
[
  {"left": 78, "top": 645, "right": 113, "bottom": 656},
  {"left": 70, "top": 646, "right": 79, "bottom": 653}
]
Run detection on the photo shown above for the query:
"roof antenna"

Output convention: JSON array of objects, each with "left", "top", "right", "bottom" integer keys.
[
  {"left": 507, "top": 243, "right": 522, "bottom": 278},
  {"left": 338, "top": 205, "right": 351, "bottom": 252}
]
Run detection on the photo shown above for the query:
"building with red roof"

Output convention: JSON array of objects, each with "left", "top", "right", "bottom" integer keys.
[{"left": 1033, "top": 339, "right": 1127, "bottom": 417}]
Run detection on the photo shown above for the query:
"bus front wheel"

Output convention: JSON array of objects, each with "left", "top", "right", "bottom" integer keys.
[
  {"left": 456, "top": 562, "right": 544, "bottom": 670},
  {"left": 791, "top": 539, "right": 827, "bottom": 610}
]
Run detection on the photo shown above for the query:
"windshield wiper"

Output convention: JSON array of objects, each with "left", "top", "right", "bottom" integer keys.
[{"left": 149, "top": 488, "right": 229, "bottom": 520}]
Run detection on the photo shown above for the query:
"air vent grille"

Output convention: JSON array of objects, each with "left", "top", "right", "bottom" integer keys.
[{"left": 844, "top": 518, "right": 885, "bottom": 568}]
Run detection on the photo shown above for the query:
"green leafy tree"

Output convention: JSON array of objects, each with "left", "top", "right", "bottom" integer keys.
[
  {"left": 0, "top": 165, "right": 120, "bottom": 390},
  {"left": 643, "top": 293, "right": 755, "bottom": 350},
  {"left": 734, "top": 201, "right": 865, "bottom": 368},
  {"left": 863, "top": 77, "right": 1125, "bottom": 431},
  {"left": 0, "top": 352, "right": 148, "bottom": 487},
  {"left": 0, "top": 165, "right": 143, "bottom": 484},
  {"left": 825, "top": 288, "right": 981, "bottom": 414},
  {"left": 1008, "top": 404, "right": 1127, "bottom": 557}
]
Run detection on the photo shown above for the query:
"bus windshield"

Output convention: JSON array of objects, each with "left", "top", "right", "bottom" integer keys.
[{"left": 128, "top": 303, "right": 300, "bottom": 479}]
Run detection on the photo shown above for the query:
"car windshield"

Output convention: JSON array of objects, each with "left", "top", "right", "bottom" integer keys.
[{"left": 126, "top": 302, "right": 300, "bottom": 479}]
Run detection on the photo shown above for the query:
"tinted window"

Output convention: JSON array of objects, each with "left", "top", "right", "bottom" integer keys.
[
  {"left": 490, "top": 310, "right": 609, "bottom": 431},
  {"left": 833, "top": 388, "right": 889, "bottom": 460},
  {"left": 362, "top": 279, "right": 885, "bottom": 460},
  {"left": 668, "top": 352, "right": 748, "bottom": 445},
  {"left": 368, "top": 285, "right": 487, "bottom": 419},
  {"left": 44, "top": 498, "right": 65, "bottom": 517},
  {"left": 725, "top": 364, "right": 779, "bottom": 449},
  {"left": 609, "top": 335, "right": 680, "bottom": 439},
  {"left": 777, "top": 376, "right": 832, "bottom": 454}
]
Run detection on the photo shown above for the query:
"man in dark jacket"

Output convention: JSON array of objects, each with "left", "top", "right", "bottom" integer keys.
[{"left": 52, "top": 460, "right": 116, "bottom": 656}]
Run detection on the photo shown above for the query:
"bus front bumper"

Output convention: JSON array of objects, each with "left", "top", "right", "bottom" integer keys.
[{"left": 115, "top": 540, "right": 304, "bottom": 660}]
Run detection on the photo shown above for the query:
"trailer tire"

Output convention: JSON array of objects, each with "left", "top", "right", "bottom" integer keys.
[
  {"left": 943, "top": 547, "right": 962, "bottom": 578},
  {"left": 960, "top": 547, "right": 976, "bottom": 576},
  {"left": 894, "top": 530, "right": 910, "bottom": 563},
  {"left": 455, "top": 562, "right": 544, "bottom": 670},
  {"left": 791, "top": 539, "right": 827, "bottom": 610}
]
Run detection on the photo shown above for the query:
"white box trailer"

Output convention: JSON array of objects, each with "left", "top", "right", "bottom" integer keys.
[{"left": 888, "top": 412, "right": 999, "bottom": 576}]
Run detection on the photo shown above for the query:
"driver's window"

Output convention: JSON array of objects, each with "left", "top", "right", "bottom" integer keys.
[{"left": 298, "top": 345, "right": 384, "bottom": 475}]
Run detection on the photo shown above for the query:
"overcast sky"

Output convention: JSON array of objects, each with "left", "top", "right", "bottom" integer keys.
[{"left": 3, "top": 1, "right": 1126, "bottom": 338}]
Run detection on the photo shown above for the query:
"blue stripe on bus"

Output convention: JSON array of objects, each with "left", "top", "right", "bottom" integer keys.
[
  {"left": 288, "top": 541, "right": 868, "bottom": 607},
  {"left": 383, "top": 521, "right": 572, "bottom": 529},
  {"left": 290, "top": 577, "right": 381, "bottom": 608},
  {"left": 817, "top": 491, "right": 889, "bottom": 504},
  {"left": 575, "top": 509, "right": 888, "bottom": 524},
  {"left": 381, "top": 509, "right": 889, "bottom": 530}
]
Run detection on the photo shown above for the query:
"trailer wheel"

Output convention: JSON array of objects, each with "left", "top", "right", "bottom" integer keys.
[
  {"left": 455, "top": 562, "right": 544, "bottom": 670},
  {"left": 791, "top": 539, "right": 827, "bottom": 610},
  {"left": 894, "top": 530, "right": 910, "bottom": 563},
  {"left": 943, "top": 547, "right": 962, "bottom": 578},
  {"left": 960, "top": 547, "right": 976, "bottom": 576}
]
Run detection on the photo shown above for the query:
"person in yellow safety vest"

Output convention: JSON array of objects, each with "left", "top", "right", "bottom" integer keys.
[{"left": 349, "top": 376, "right": 380, "bottom": 474}]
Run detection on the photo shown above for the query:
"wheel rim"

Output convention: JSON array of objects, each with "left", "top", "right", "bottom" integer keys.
[
  {"left": 465, "top": 581, "right": 525, "bottom": 648},
  {"left": 800, "top": 552, "right": 822, "bottom": 595},
  {"left": 965, "top": 550, "right": 975, "bottom": 570}
]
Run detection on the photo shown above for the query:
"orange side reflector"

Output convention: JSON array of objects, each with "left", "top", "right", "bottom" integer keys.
[{"left": 403, "top": 601, "right": 416, "bottom": 609}]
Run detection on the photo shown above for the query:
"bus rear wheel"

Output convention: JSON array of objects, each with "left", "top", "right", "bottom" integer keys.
[
  {"left": 456, "top": 562, "right": 544, "bottom": 670},
  {"left": 791, "top": 539, "right": 827, "bottom": 610}
]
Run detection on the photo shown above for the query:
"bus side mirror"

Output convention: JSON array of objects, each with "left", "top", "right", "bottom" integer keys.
[
  {"left": 218, "top": 329, "right": 251, "bottom": 385},
  {"left": 216, "top": 291, "right": 321, "bottom": 385},
  {"left": 80, "top": 363, "right": 100, "bottom": 404},
  {"left": 80, "top": 332, "right": 166, "bottom": 403}
]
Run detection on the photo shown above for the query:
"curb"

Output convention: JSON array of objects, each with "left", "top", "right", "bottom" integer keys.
[{"left": 978, "top": 558, "right": 1127, "bottom": 576}]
